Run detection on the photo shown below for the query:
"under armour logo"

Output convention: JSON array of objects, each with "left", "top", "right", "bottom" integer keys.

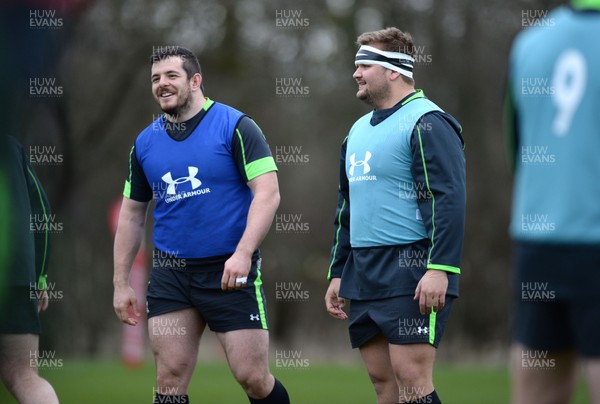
[
  {"left": 417, "top": 326, "right": 428, "bottom": 335},
  {"left": 250, "top": 314, "right": 260, "bottom": 321},
  {"left": 161, "top": 166, "right": 202, "bottom": 195},
  {"left": 349, "top": 151, "right": 372, "bottom": 176}
]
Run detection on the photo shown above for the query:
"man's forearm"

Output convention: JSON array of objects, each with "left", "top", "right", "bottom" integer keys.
[{"left": 113, "top": 212, "right": 146, "bottom": 287}]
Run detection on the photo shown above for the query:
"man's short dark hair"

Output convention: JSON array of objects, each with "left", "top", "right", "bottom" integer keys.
[{"left": 150, "top": 46, "right": 204, "bottom": 90}]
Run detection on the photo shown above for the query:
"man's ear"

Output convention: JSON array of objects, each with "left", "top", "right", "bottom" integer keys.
[
  {"left": 191, "top": 73, "right": 203, "bottom": 91},
  {"left": 388, "top": 70, "right": 402, "bottom": 82}
]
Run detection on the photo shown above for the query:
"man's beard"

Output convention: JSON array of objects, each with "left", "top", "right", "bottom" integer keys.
[
  {"left": 357, "top": 81, "right": 390, "bottom": 108},
  {"left": 161, "top": 88, "right": 192, "bottom": 119}
]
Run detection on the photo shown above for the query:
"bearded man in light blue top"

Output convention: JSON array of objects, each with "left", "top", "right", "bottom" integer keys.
[{"left": 325, "top": 27, "right": 466, "bottom": 404}]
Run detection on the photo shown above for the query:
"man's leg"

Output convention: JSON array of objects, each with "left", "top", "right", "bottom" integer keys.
[
  {"left": 585, "top": 358, "right": 600, "bottom": 404},
  {"left": 388, "top": 342, "right": 436, "bottom": 403},
  {"left": 510, "top": 343, "right": 578, "bottom": 404},
  {"left": 0, "top": 333, "right": 58, "bottom": 404},
  {"left": 149, "top": 308, "right": 205, "bottom": 401},
  {"left": 216, "top": 329, "right": 289, "bottom": 403},
  {"left": 358, "top": 333, "right": 397, "bottom": 404}
]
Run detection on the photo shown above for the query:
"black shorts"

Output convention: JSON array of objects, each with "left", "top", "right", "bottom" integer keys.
[
  {"left": 513, "top": 241, "right": 600, "bottom": 357},
  {"left": 146, "top": 258, "right": 268, "bottom": 333},
  {"left": 0, "top": 286, "right": 41, "bottom": 334},
  {"left": 348, "top": 295, "right": 454, "bottom": 349}
]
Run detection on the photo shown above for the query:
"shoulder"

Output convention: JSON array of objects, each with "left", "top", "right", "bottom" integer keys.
[
  {"left": 211, "top": 101, "right": 246, "bottom": 120},
  {"left": 416, "top": 111, "right": 464, "bottom": 147},
  {"left": 511, "top": 7, "right": 568, "bottom": 60},
  {"left": 421, "top": 110, "right": 461, "bottom": 130}
]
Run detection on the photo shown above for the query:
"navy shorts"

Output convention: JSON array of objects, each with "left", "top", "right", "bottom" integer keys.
[
  {"left": 513, "top": 241, "right": 600, "bottom": 357},
  {"left": 147, "top": 256, "right": 268, "bottom": 333},
  {"left": 348, "top": 295, "right": 454, "bottom": 349},
  {"left": 0, "top": 286, "right": 41, "bottom": 334}
]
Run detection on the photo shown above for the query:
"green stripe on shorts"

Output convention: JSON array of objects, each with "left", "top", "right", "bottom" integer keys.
[
  {"left": 254, "top": 266, "right": 268, "bottom": 329},
  {"left": 429, "top": 308, "right": 437, "bottom": 345}
]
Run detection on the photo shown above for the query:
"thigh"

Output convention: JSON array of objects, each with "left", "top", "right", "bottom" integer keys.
[
  {"left": 584, "top": 358, "right": 600, "bottom": 404},
  {"left": 216, "top": 329, "right": 270, "bottom": 376},
  {"left": 388, "top": 342, "right": 436, "bottom": 378},
  {"left": 149, "top": 308, "right": 205, "bottom": 369},
  {"left": 358, "top": 333, "right": 394, "bottom": 382},
  {"left": 0, "top": 334, "right": 39, "bottom": 380},
  {"left": 511, "top": 343, "right": 577, "bottom": 404}
]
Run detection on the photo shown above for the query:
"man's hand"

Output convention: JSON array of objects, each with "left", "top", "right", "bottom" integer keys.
[
  {"left": 414, "top": 269, "right": 448, "bottom": 315},
  {"left": 37, "top": 290, "right": 49, "bottom": 313},
  {"left": 113, "top": 285, "right": 140, "bottom": 326},
  {"left": 325, "top": 278, "right": 348, "bottom": 320},
  {"left": 221, "top": 251, "right": 252, "bottom": 291}
]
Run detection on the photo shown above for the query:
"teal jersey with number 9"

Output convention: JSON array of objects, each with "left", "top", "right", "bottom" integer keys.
[{"left": 507, "top": 6, "right": 600, "bottom": 243}]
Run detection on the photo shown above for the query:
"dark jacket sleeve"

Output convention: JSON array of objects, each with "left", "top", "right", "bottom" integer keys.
[
  {"left": 22, "top": 144, "right": 52, "bottom": 288},
  {"left": 327, "top": 137, "right": 351, "bottom": 280},
  {"left": 410, "top": 112, "right": 466, "bottom": 273}
]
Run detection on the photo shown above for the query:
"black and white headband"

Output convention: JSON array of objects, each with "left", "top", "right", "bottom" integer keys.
[{"left": 355, "top": 45, "right": 415, "bottom": 79}]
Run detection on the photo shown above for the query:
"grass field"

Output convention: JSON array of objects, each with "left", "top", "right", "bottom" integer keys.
[{"left": 0, "top": 360, "right": 591, "bottom": 403}]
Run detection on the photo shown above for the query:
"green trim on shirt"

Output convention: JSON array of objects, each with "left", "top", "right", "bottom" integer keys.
[
  {"left": 245, "top": 156, "right": 277, "bottom": 181},
  {"left": 202, "top": 98, "right": 215, "bottom": 111},
  {"left": 427, "top": 263, "right": 461, "bottom": 274},
  {"left": 235, "top": 128, "right": 277, "bottom": 181}
]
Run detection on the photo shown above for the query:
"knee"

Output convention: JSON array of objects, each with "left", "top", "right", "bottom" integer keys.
[
  {"left": 235, "top": 369, "right": 267, "bottom": 389},
  {"left": 1, "top": 372, "right": 19, "bottom": 393},
  {"left": 155, "top": 356, "right": 194, "bottom": 388},
  {"left": 1, "top": 368, "right": 37, "bottom": 395},
  {"left": 367, "top": 371, "right": 396, "bottom": 396},
  {"left": 234, "top": 368, "right": 272, "bottom": 396},
  {"left": 395, "top": 365, "right": 430, "bottom": 391}
]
